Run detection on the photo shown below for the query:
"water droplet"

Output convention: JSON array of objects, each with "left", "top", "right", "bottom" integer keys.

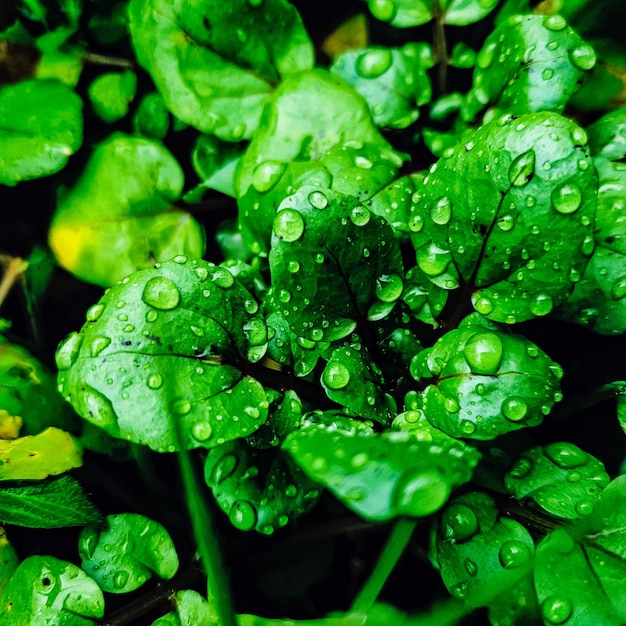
[
  {"left": 229, "top": 500, "right": 257, "bottom": 531},
  {"left": 473, "top": 295, "right": 494, "bottom": 315},
  {"left": 498, "top": 540, "right": 531, "bottom": 569},
  {"left": 369, "top": 0, "right": 396, "bottom": 22},
  {"left": 288, "top": 260, "right": 300, "bottom": 273},
  {"left": 146, "top": 310, "right": 158, "bottom": 322},
  {"left": 91, "top": 336, "right": 111, "bottom": 357},
  {"left": 277, "top": 288, "right": 291, "bottom": 303},
  {"left": 274, "top": 209, "right": 305, "bottom": 242},
  {"left": 551, "top": 182, "right": 582, "bottom": 214},
  {"left": 497, "top": 214, "right": 515, "bottom": 231},
  {"left": 543, "top": 14, "right": 567, "bottom": 31},
  {"left": 581, "top": 235, "right": 595, "bottom": 256},
  {"left": 501, "top": 396, "right": 528, "bottom": 422},
  {"left": 192, "top": 421, "right": 213, "bottom": 442},
  {"left": 322, "top": 362, "right": 351, "bottom": 390},
  {"left": 351, "top": 452, "right": 369, "bottom": 469},
  {"left": 170, "top": 398, "right": 191, "bottom": 415},
  {"left": 508, "top": 150, "right": 535, "bottom": 187},
  {"left": 86, "top": 303, "right": 105, "bottom": 322},
  {"left": 146, "top": 373, "right": 163, "bottom": 389},
  {"left": 307, "top": 190, "right": 328, "bottom": 209},
  {"left": 611, "top": 276, "right": 626, "bottom": 300},
  {"left": 356, "top": 48, "right": 393, "bottom": 79},
  {"left": 461, "top": 420, "right": 476, "bottom": 435},
  {"left": 439, "top": 503, "right": 479, "bottom": 543},
  {"left": 541, "top": 596, "right": 573, "bottom": 624},
  {"left": 464, "top": 332, "right": 503, "bottom": 374},
  {"left": 376, "top": 274, "right": 403, "bottom": 302},
  {"left": 209, "top": 453, "right": 238, "bottom": 484},
  {"left": 542, "top": 68, "right": 554, "bottom": 80},
  {"left": 393, "top": 469, "right": 450, "bottom": 516},
  {"left": 56, "top": 332, "right": 83, "bottom": 370},
  {"left": 285, "top": 484, "right": 298, "bottom": 497},
  {"left": 350, "top": 206, "right": 371, "bottom": 226},
  {"left": 509, "top": 457, "right": 533, "bottom": 478},
  {"left": 464, "top": 558, "right": 478, "bottom": 576},
  {"left": 113, "top": 570, "right": 129, "bottom": 589},
  {"left": 431, "top": 197, "right": 452, "bottom": 225},
  {"left": 544, "top": 442, "right": 587, "bottom": 469},
  {"left": 574, "top": 500, "right": 594, "bottom": 516},
  {"left": 529, "top": 293, "right": 553, "bottom": 317},
  {"left": 212, "top": 267, "right": 235, "bottom": 289},
  {"left": 571, "top": 127, "right": 587, "bottom": 146},
  {"left": 142, "top": 276, "right": 181, "bottom": 310},
  {"left": 477, "top": 42, "right": 497, "bottom": 69},
  {"left": 416, "top": 241, "right": 452, "bottom": 277},
  {"left": 409, "top": 214, "right": 424, "bottom": 232},
  {"left": 82, "top": 386, "right": 117, "bottom": 427},
  {"left": 569, "top": 44, "right": 596, "bottom": 70}
]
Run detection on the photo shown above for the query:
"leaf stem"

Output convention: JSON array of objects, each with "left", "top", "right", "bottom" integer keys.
[
  {"left": 0, "top": 255, "right": 27, "bottom": 312},
  {"left": 82, "top": 51, "right": 134, "bottom": 69},
  {"left": 432, "top": 1, "right": 448, "bottom": 97},
  {"left": 350, "top": 517, "right": 417, "bottom": 614}
]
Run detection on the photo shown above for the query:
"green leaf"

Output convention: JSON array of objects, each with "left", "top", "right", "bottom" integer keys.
[
  {"left": 466, "top": 15, "right": 596, "bottom": 118},
  {"left": 440, "top": 0, "right": 500, "bottom": 26},
  {"left": 0, "top": 79, "right": 82, "bottom": 186},
  {"left": 504, "top": 442, "right": 610, "bottom": 519},
  {"left": 284, "top": 417, "right": 479, "bottom": 521},
  {"left": 588, "top": 106, "right": 626, "bottom": 160},
  {"left": 330, "top": 45, "right": 431, "bottom": 129},
  {"left": 15, "top": 0, "right": 82, "bottom": 33},
  {"left": 363, "top": 0, "right": 434, "bottom": 28},
  {"left": 48, "top": 133, "right": 205, "bottom": 287},
  {"left": 152, "top": 590, "right": 215, "bottom": 626},
  {"left": 0, "top": 427, "right": 83, "bottom": 481},
  {"left": 0, "top": 555, "right": 104, "bottom": 625},
  {"left": 128, "top": 0, "right": 314, "bottom": 141},
  {"left": 87, "top": 70, "right": 137, "bottom": 124},
  {"left": 0, "top": 528, "right": 19, "bottom": 600},
  {"left": 410, "top": 314, "right": 563, "bottom": 439},
  {"left": 269, "top": 186, "right": 404, "bottom": 342},
  {"left": 0, "top": 335, "right": 75, "bottom": 435},
  {"left": 410, "top": 111, "right": 597, "bottom": 324},
  {"left": 432, "top": 491, "right": 535, "bottom": 607},
  {"left": 79, "top": 512, "right": 179, "bottom": 593},
  {"left": 56, "top": 259, "right": 270, "bottom": 452},
  {"left": 205, "top": 437, "right": 321, "bottom": 534},
  {"left": 133, "top": 92, "right": 170, "bottom": 140},
  {"left": 0, "top": 474, "right": 102, "bottom": 528},
  {"left": 236, "top": 69, "right": 404, "bottom": 254}
]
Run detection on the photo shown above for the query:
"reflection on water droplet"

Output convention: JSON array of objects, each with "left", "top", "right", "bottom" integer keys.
[
  {"left": 322, "top": 362, "right": 351, "bottom": 390},
  {"left": 192, "top": 421, "right": 213, "bottom": 442},
  {"left": 501, "top": 396, "right": 528, "bottom": 422},
  {"left": 91, "top": 336, "right": 111, "bottom": 356},
  {"left": 86, "top": 303, "right": 105, "bottom": 322},
  {"left": 350, "top": 206, "right": 371, "bottom": 226},
  {"left": 529, "top": 293, "right": 553, "bottom": 317},
  {"left": 541, "top": 596, "right": 573, "bottom": 624},
  {"left": 499, "top": 540, "right": 531, "bottom": 569},
  {"left": 473, "top": 295, "right": 494, "bottom": 315},
  {"left": 274, "top": 209, "right": 305, "bottom": 242},
  {"left": 508, "top": 150, "right": 535, "bottom": 187},
  {"left": 208, "top": 452, "right": 238, "bottom": 484},
  {"left": 113, "top": 570, "right": 129, "bottom": 589},
  {"left": 439, "top": 503, "right": 479, "bottom": 543},
  {"left": 542, "top": 68, "right": 554, "bottom": 80},
  {"left": 142, "top": 276, "right": 181, "bottom": 310},
  {"left": 229, "top": 500, "right": 257, "bottom": 531},
  {"left": 416, "top": 241, "right": 452, "bottom": 277},
  {"left": 464, "top": 557, "right": 477, "bottom": 576},
  {"left": 551, "top": 182, "right": 582, "bottom": 214},
  {"left": 147, "top": 374, "right": 163, "bottom": 389},
  {"left": 464, "top": 332, "right": 503, "bottom": 374},
  {"left": 431, "top": 197, "right": 451, "bottom": 225},
  {"left": 376, "top": 274, "right": 403, "bottom": 302},
  {"left": 308, "top": 190, "right": 328, "bottom": 209},
  {"left": 56, "top": 332, "right": 83, "bottom": 370},
  {"left": 569, "top": 45, "right": 596, "bottom": 70},
  {"left": 212, "top": 267, "right": 235, "bottom": 289}
]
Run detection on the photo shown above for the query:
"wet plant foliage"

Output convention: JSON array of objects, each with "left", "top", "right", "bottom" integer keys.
[{"left": 2, "top": 0, "right": 626, "bottom": 624}]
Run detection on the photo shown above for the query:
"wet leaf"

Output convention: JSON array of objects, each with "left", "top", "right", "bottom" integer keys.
[
  {"left": 0, "top": 427, "right": 82, "bottom": 481},
  {"left": 432, "top": 491, "right": 535, "bottom": 607},
  {"left": 411, "top": 112, "right": 597, "bottom": 324},
  {"left": 79, "top": 512, "right": 178, "bottom": 593},
  {"left": 440, "top": 0, "right": 500, "bottom": 26},
  {"left": 330, "top": 45, "right": 431, "bottom": 129},
  {"left": 363, "top": 0, "right": 434, "bottom": 28},
  {"left": 504, "top": 443, "right": 610, "bottom": 519},
  {"left": 0, "top": 474, "right": 102, "bottom": 528},
  {"left": 0, "top": 78, "right": 82, "bottom": 186},
  {"left": 151, "top": 590, "right": 214, "bottom": 626},
  {"left": 0, "top": 527, "right": 19, "bottom": 600},
  {"left": 269, "top": 186, "right": 404, "bottom": 342},
  {"left": 205, "top": 436, "right": 320, "bottom": 534},
  {"left": 48, "top": 133, "right": 205, "bottom": 287},
  {"left": 465, "top": 15, "right": 596, "bottom": 117},
  {"left": 411, "top": 314, "right": 563, "bottom": 439},
  {"left": 284, "top": 416, "right": 479, "bottom": 521},
  {"left": 56, "top": 259, "right": 269, "bottom": 452},
  {"left": 128, "top": 0, "right": 313, "bottom": 141}
]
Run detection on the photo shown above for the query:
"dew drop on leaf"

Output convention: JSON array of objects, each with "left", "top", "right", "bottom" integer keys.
[
  {"left": 529, "top": 293, "right": 553, "bottom": 317},
  {"left": 145, "top": 310, "right": 158, "bottom": 322},
  {"left": 208, "top": 453, "right": 238, "bottom": 484},
  {"left": 350, "top": 206, "right": 371, "bottom": 226},
  {"left": 544, "top": 442, "right": 587, "bottom": 469},
  {"left": 473, "top": 294, "right": 494, "bottom": 315},
  {"left": 543, "top": 14, "right": 567, "bottom": 31},
  {"left": 461, "top": 420, "right": 476, "bottom": 435},
  {"left": 439, "top": 503, "right": 479, "bottom": 543},
  {"left": 393, "top": 469, "right": 450, "bottom": 517},
  {"left": 113, "top": 570, "right": 129, "bottom": 589},
  {"left": 509, "top": 457, "right": 533, "bottom": 478},
  {"left": 611, "top": 276, "right": 626, "bottom": 300},
  {"left": 229, "top": 500, "right": 257, "bottom": 531},
  {"left": 192, "top": 421, "right": 213, "bottom": 442},
  {"left": 508, "top": 149, "right": 535, "bottom": 187},
  {"left": 551, "top": 182, "right": 582, "bottom": 214},
  {"left": 90, "top": 336, "right": 111, "bottom": 357},
  {"left": 501, "top": 396, "right": 528, "bottom": 422},
  {"left": 569, "top": 45, "right": 596, "bottom": 71},
  {"left": 322, "top": 362, "right": 351, "bottom": 390},
  {"left": 416, "top": 241, "right": 452, "bottom": 277},
  {"left": 498, "top": 540, "right": 531, "bottom": 569},
  {"left": 464, "top": 557, "right": 478, "bottom": 576},
  {"left": 463, "top": 332, "right": 503, "bottom": 374},
  {"left": 147, "top": 373, "right": 163, "bottom": 389},
  {"left": 540, "top": 596, "right": 573, "bottom": 625},
  {"left": 212, "top": 267, "right": 235, "bottom": 289},
  {"left": 56, "top": 332, "right": 83, "bottom": 370},
  {"left": 142, "top": 276, "right": 181, "bottom": 310},
  {"left": 86, "top": 303, "right": 106, "bottom": 322},
  {"left": 170, "top": 398, "right": 191, "bottom": 416},
  {"left": 574, "top": 500, "right": 594, "bottom": 516},
  {"left": 375, "top": 274, "right": 403, "bottom": 302},
  {"left": 356, "top": 49, "right": 393, "bottom": 79},
  {"left": 430, "top": 197, "right": 452, "bottom": 225}
]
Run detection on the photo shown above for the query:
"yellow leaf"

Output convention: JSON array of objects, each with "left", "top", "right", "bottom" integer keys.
[
  {"left": 322, "top": 13, "right": 369, "bottom": 61},
  {"left": 0, "top": 410, "right": 22, "bottom": 440}
]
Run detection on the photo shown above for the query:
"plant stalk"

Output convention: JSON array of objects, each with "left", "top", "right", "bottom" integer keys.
[{"left": 350, "top": 518, "right": 417, "bottom": 614}]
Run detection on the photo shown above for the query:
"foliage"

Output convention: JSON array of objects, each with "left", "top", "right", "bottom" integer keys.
[{"left": 2, "top": 0, "right": 626, "bottom": 625}]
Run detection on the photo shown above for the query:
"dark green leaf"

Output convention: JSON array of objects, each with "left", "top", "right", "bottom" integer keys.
[
  {"left": 56, "top": 259, "right": 270, "bottom": 452},
  {"left": 411, "top": 314, "right": 563, "bottom": 439},
  {"left": 128, "top": 0, "right": 313, "bottom": 140},
  {"left": 79, "top": 512, "right": 179, "bottom": 593},
  {"left": 0, "top": 79, "right": 82, "bottom": 186},
  {"left": 0, "top": 474, "right": 102, "bottom": 528},
  {"left": 363, "top": 0, "right": 434, "bottom": 28},
  {"left": 504, "top": 442, "right": 610, "bottom": 519},
  {"left": 133, "top": 92, "right": 171, "bottom": 140},
  {"left": 269, "top": 186, "right": 404, "bottom": 342}
]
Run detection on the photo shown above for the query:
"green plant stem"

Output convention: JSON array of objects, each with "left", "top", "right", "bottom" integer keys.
[
  {"left": 350, "top": 518, "right": 417, "bottom": 614},
  {"left": 177, "top": 448, "right": 238, "bottom": 626},
  {"left": 0, "top": 255, "right": 27, "bottom": 311},
  {"left": 432, "top": 1, "right": 448, "bottom": 97}
]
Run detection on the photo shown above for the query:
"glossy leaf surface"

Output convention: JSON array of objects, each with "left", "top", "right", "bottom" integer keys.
[
  {"left": 269, "top": 186, "right": 404, "bottom": 342},
  {"left": 411, "top": 112, "right": 597, "bottom": 323},
  {"left": 49, "top": 133, "right": 204, "bottom": 287},
  {"left": 411, "top": 314, "right": 562, "bottom": 439},
  {"left": 0, "top": 555, "right": 104, "bottom": 625},
  {"left": 504, "top": 442, "right": 610, "bottom": 519},
  {"left": 56, "top": 259, "right": 270, "bottom": 452},
  {"left": 79, "top": 512, "right": 179, "bottom": 593},
  {"left": 284, "top": 417, "right": 479, "bottom": 521},
  {"left": 128, "top": 0, "right": 313, "bottom": 140},
  {"left": 151, "top": 590, "right": 213, "bottom": 626},
  {"left": 0, "top": 79, "right": 82, "bottom": 186}
]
